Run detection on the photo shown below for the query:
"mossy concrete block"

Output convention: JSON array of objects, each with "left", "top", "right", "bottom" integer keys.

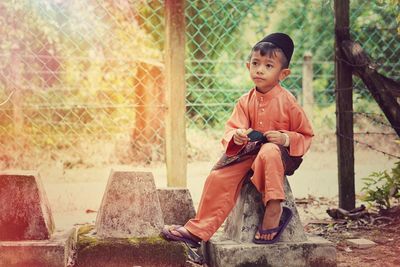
[
  {"left": 0, "top": 228, "right": 77, "bottom": 267},
  {"left": 157, "top": 188, "right": 196, "bottom": 225},
  {"left": 96, "top": 170, "right": 164, "bottom": 238},
  {"left": 75, "top": 225, "right": 189, "bottom": 267},
  {"left": 206, "top": 233, "right": 336, "bottom": 267},
  {"left": 224, "top": 177, "right": 306, "bottom": 243},
  {"left": 0, "top": 171, "right": 55, "bottom": 241}
]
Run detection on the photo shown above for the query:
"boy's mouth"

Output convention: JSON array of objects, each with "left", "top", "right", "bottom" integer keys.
[{"left": 253, "top": 77, "right": 265, "bottom": 81}]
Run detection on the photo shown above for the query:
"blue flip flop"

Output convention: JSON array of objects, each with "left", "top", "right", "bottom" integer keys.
[
  {"left": 253, "top": 206, "right": 293, "bottom": 244},
  {"left": 161, "top": 225, "right": 201, "bottom": 248}
]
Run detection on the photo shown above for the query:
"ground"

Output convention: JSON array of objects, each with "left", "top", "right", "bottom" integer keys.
[
  {"left": 335, "top": 221, "right": 400, "bottom": 267},
  {"left": 297, "top": 197, "right": 400, "bottom": 267},
  {"left": 33, "top": 136, "right": 400, "bottom": 267}
]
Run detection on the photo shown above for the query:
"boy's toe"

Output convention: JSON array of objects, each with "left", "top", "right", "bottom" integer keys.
[
  {"left": 254, "top": 231, "right": 261, "bottom": 240},
  {"left": 254, "top": 229, "right": 278, "bottom": 241}
]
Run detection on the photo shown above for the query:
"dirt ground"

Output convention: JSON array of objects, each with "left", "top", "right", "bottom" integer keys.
[{"left": 298, "top": 198, "right": 400, "bottom": 267}]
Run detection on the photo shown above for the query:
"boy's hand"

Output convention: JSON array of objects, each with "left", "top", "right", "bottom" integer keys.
[
  {"left": 264, "top": 131, "right": 287, "bottom": 146},
  {"left": 233, "top": 128, "right": 250, "bottom": 145}
]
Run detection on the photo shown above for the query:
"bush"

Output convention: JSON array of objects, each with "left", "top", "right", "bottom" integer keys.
[{"left": 361, "top": 161, "right": 400, "bottom": 210}]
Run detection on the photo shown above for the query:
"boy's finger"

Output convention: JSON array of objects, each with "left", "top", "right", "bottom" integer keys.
[
  {"left": 268, "top": 132, "right": 281, "bottom": 138},
  {"left": 264, "top": 131, "right": 274, "bottom": 137},
  {"left": 237, "top": 130, "right": 247, "bottom": 138},
  {"left": 237, "top": 133, "right": 247, "bottom": 138},
  {"left": 233, "top": 136, "right": 243, "bottom": 145},
  {"left": 238, "top": 136, "right": 249, "bottom": 142},
  {"left": 264, "top": 132, "right": 274, "bottom": 138},
  {"left": 233, "top": 135, "right": 247, "bottom": 142},
  {"left": 236, "top": 129, "right": 245, "bottom": 136}
]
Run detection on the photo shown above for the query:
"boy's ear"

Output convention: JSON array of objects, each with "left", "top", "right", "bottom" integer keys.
[
  {"left": 279, "top": 68, "right": 291, "bottom": 81},
  {"left": 246, "top": 62, "right": 250, "bottom": 70}
]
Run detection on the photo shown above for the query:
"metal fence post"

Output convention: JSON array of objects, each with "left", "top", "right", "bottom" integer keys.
[
  {"left": 334, "top": 0, "right": 355, "bottom": 210},
  {"left": 302, "top": 52, "right": 314, "bottom": 121}
]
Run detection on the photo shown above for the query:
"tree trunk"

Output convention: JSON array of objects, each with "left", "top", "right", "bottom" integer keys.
[{"left": 341, "top": 40, "right": 400, "bottom": 137}]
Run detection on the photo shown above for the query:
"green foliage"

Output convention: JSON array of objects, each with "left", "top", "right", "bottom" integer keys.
[
  {"left": 361, "top": 161, "right": 400, "bottom": 209},
  {"left": 351, "top": 0, "right": 400, "bottom": 78},
  {"left": 1, "top": 0, "right": 399, "bottom": 165},
  {"left": 185, "top": 1, "right": 263, "bottom": 127},
  {"left": 312, "top": 104, "right": 336, "bottom": 132}
]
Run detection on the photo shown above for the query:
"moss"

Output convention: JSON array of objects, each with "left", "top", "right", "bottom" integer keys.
[
  {"left": 76, "top": 225, "right": 99, "bottom": 251},
  {"left": 127, "top": 235, "right": 164, "bottom": 244},
  {"left": 75, "top": 225, "right": 188, "bottom": 267},
  {"left": 77, "top": 224, "right": 94, "bottom": 236},
  {"left": 238, "top": 259, "right": 272, "bottom": 267}
]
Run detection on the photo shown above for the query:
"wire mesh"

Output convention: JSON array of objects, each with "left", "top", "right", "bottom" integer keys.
[{"left": 0, "top": 0, "right": 399, "bottom": 170}]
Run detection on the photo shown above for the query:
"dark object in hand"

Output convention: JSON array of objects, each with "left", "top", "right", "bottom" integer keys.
[{"left": 247, "top": 128, "right": 268, "bottom": 143}]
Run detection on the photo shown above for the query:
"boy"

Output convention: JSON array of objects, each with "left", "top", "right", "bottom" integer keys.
[{"left": 162, "top": 33, "right": 313, "bottom": 246}]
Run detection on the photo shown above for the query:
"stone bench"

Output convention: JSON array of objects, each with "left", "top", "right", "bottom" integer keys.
[{"left": 205, "top": 176, "right": 337, "bottom": 267}]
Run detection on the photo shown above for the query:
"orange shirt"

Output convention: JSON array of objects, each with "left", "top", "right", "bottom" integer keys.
[{"left": 222, "top": 84, "right": 314, "bottom": 157}]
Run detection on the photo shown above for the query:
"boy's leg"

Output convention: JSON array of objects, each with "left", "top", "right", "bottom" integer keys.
[
  {"left": 168, "top": 156, "right": 255, "bottom": 242},
  {"left": 251, "top": 143, "right": 285, "bottom": 241}
]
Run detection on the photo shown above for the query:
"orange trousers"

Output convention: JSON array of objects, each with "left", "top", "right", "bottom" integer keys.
[{"left": 185, "top": 143, "right": 285, "bottom": 241}]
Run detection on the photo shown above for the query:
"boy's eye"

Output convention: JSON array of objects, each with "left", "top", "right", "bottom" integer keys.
[
  {"left": 266, "top": 64, "right": 273, "bottom": 68},
  {"left": 252, "top": 61, "right": 258, "bottom": 65}
]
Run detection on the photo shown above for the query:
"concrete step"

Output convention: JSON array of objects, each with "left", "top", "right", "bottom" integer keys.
[
  {"left": 74, "top": 224, "right": 189, "bottom": 267},
  {"left": 0, "top": 229, "right": 76, "bottom": 267},
  {"left": 206, "top": 232, "right": 336, "bottom": 267}
]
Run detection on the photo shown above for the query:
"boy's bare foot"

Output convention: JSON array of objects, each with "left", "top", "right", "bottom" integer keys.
[{"left": 254, "top": 200, "right": 282, "bottom": 241}]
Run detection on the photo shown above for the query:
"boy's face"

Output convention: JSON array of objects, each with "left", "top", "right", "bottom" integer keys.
[{"left": 246, "top": 50, "right": 290, "bottom": 93}]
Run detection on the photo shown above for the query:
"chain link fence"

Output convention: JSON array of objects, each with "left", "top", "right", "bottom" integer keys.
[{"left": 0, "top": 0, "right": 399, "bottom": 170}]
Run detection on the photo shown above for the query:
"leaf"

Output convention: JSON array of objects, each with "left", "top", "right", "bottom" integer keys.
[{"left": 389, "top": 186, "right": 398, "bottom": 197}]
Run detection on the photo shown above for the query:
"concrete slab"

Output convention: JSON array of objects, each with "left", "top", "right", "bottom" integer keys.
[
  {"left": 157, "top": 188, "right": 196, "bottom": 225},
  {"left": 95, "top": 170, "right": 164, "bottom": 238},
  {"left": 0, "top": 171, "right": 55, "bottom": 240},
  {"left": 346, "top": 238, "right": 376, "bottom": 249},
  {"left": 206, "top": 233, "right": 336, "bottom": 267},
  {"left": 74, "top": 225, "right": 189, "bottom": 267},
  {"left": 0, "top": 228, "right": 77, "bottom": 267}
]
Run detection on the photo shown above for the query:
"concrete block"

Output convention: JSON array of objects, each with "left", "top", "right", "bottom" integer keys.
[
  {"left": 74, "top": 225, "right": 188, "bottom": 267},
  {"left": 0, "top": 228, "right": 77, "bottom": 267},
  {"left": 346, "top": 238, "right": 376, "bottom": 248},
  {"left": 0, "top": 171, "right": 55, "bottom": 241},
  {"left": 95, "top": 170, "right": 164, "bottom": 238},
  {"left": 157, "top": 188, "right": 196, "bottom": 225},
  {"left": 206, "top": 233, "right": 336, "bottom": 267},
  {"left": 223, "top": 177, "right": 306, "bottom": 243},
  {"left": 207, "top": 176, "right": 337, "bottom": 266}
]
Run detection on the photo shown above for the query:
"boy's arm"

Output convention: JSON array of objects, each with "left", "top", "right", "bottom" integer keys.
[
  {"left": 222, "top": 98, "right": 250, "bottom": 156},
  {"left": 280, "top": 103, "right": 314, "bottom": 157}
]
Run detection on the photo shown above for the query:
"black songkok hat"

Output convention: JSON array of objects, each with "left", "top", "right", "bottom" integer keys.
[{"left": 257, "top": 32, "right": 294, "bottom": 65}]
